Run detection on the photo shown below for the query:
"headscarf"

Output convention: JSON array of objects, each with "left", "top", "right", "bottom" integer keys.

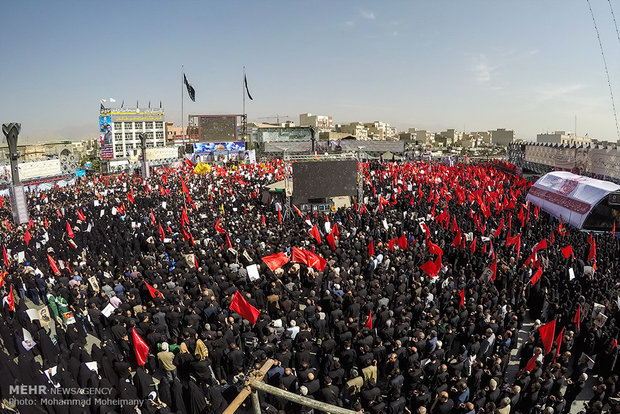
[{"left": 194, "top": 339, "right": 208, "bottom": 361}]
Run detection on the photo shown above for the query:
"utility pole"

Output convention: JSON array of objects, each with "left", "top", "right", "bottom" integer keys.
[
  {"left": 138, "top": 133, "right": 149, "bottom": 179},
  {"left": 357, "top": 146, "right": 365, "bottom": 206},
  {"left": 3, "top": 123, "right": 29, "bottom": 224}
]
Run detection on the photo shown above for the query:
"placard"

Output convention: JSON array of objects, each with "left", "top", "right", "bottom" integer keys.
[{"left": 247, "top": 264, "right": 260, "bottom": 282}]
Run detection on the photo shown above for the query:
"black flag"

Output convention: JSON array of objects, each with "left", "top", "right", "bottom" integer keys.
[
  {"left": 100, "top": 103, "right": 105, "bottom": 113},
  {"left": 184, "top": 74, "right": 195, "bottom": 102},
  {"left": 244, "top": 75, "right": 253, "bottom": 100},
  {"left": 121, "top": 100, "right": 124, "bottom": 108}
]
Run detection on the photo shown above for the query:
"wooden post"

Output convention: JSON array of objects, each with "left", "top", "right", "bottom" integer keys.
[
  {"left": 222, "top": 359, "right": 274, "bottom": 414},
  {"left": 251, "top": 391, "right": 261, "bottom": 414},
  {"left": 250, "top": 381, "right": 359, "bottom": 414},
  {"left": 223, "top": 358, "right": 358, "bottom": 414}
]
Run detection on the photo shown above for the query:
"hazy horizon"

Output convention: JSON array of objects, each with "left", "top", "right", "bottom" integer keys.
[{"left": 1, "top": 1, "right": 619, "bottom": 144}]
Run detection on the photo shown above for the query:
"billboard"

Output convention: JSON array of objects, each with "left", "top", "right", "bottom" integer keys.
[
  {"left": 292, "top": 160, "right": 358, "bottom": 203},
  {"left": 99, "top": 115, "right": 113, "bottom": 159},
  {"left": 188, "top": 115, "right": 237, "bottom": 142},
  {"left": 193, "top": 142, "right": 245, "bottom": 153}
]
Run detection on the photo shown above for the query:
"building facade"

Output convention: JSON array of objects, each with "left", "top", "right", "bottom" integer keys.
[
  {"left": 299, "top": 113, "right": 334, "bottom": 132},
  {"left": 491, "top": 128, "right": 515, "bottom": 147},
  {"left": 536, "top": 131, "right": 592, "bottom": 146},
  {"left": 99, "top": 107, "right": 166, "bottom": 159}
]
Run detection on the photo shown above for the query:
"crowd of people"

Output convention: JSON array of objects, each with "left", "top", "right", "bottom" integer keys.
[{"left": 0, "top": 159, "right": 619, "bottom": 414}]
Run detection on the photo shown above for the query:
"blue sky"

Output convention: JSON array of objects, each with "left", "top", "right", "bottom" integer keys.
[{"left": 1, "top": 0, "right": 619, "bottom": 142}]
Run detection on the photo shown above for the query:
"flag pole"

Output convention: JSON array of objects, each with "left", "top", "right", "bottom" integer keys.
[
  {"left": 243, "top": 66, "right": 246, "bottom": 139},
  {"left": 181, "top": 65, "right": 185, "bottom": 151}
]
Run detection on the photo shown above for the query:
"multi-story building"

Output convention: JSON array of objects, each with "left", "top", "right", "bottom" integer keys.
[
  {"left": 165, "top": 122, "right": 189, "bottom": 145},
  {"left": 99, "top": 107, "right": 166, "bottom": 159},
  {"left": 299, "top": 113, "right": 334, "bottom": 132},
  {"left": 491, "top": 128, "right": 515, "bottom": 147},
  {"left": 337, "top": 123, "right": 369, "bottom": 140},
  {"left": 536, "top": 131, "right": 592, "bottom": 146},
  {"left": 365, "top": 121, "right": 398, "bottom": 140}
]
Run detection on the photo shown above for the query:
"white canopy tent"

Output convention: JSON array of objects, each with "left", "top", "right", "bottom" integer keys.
[{"left": 526, "top": 171, "right": 620, "bottom": 229}]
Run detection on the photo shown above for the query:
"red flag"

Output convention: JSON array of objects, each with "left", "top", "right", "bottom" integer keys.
[
  {"left": 261, "top": 252, "right": 290, "bottom": 272},
  {"left": 180, "top": 177, "right": 189, "bottom": 194},
  {"left": 506, "top": 233, "right": 522, "bottom": 257},
  {"left": 181, "top": 208, "right": 190, "bottom": 226},
  {"left": 184, "top": 157, "right": 193, "bottom": 167},
  {"left": 451, "top": 227, "right": 462, "bottom": 247},
  {"left": 458, "top": 288, "right": 465, "bottom": 308},
  {"left": 539, "top": 320, "right": 556, "bottom": 354},
  {"left": 388, "top": 238, "right": 397, "bottom": 251},
  {"left": 278, "top": 209, "right": 282, "bottom": 224},
  {"left": 6, "top": 285, "right": 15, "bottom": 311},
  {"left": 561, "top": 245, "right": 574, "bottom": 259},
  {"left": 587, "top": 238, "right": 596, "bottom": 262},
  {"left": 305, "top": 250, "right": 327, "bottom": 271},
  {"left": 292, "top": 247, "right": 309, "bottom": 266},
  {"left": 530, "top": 267, "right": 543, "bottom": 286},
  {"left": 490, "top": 259, "right": 497, "bottom": 281},
  {"left": 226, "top": 233, "right": 232, "bottom": 249},
  {"left": 77, "top": 210, "right": 86, "bottom": 221},
  {"left": 24, "top": 231, "right": 32, "bottom": 246},
  {"left": 360, "top": 204, "right": 367, "bottom": 214},
  {"left": 364, "top": 311, "right": 372, "bottom": 330},
  {"left": 310, "top": 225, "right": 321, "bottom": 244},
  {"left": 215, "top": 218, "right": 225, "bottom": 233},
  {"left": 428, "top": 240, "right": 443, "bottom": 256},
  {"left": 28, "top": 217, "right": 33, "bottom": 230},
  {"left": 493, "top": 218, "right": 504, "bottom": 238},
  {"left": 4, "top": 219, "right": 11, "bottom": 232},
  {"left": 261, "top": 214, "right": 266, "bottom": 226},
  {"left": 132, "top": 328, "right": 149, "bottom": 366},
  {"left": 573, "top": 306, "right": 581, "bottom": 331},
  {"left": 398, "top": 235, "right": 408, "bottom": 250},
  {"left": 518, "top": 352, "right": 540, "bottom": 376},
  {"left": 292, "top": 204, "right": 302, "bottom": 217},
  {"left": 182, "top": 226, "right": 191, "bottom": 241},
  {"left": 332, "top": 223, "right": 339, "bottom": 239},
  {"left": 613, "top": 221, "right": 616, "bottom": 237},
  {"left": 2, "top": 246, "right": 9, "bottom": 269},
  {"left": 368, "top": 240, "right": 375, "bottom": 257},
  {"left": 420, "top": 260, "right": 439, "bottom": 277},
  {"left": 554, "top": 327, "right": 565, "bottom": 362},
  {"left": 150, "top": 210, "right": 156, "bottom": 226},
  {"left": 470, "top": 237, "right": 477, "bottom": 254},
  {"left": 229, "top": 290, "right": 260, "bottom": 325},
  {"left": 144, "top": 281, "right": 163, "bottom": 298},
  {"left": 66, "top": 221, "right": 74, "bottom": 238},
  {"left": 47, "top": 254, "right": 60, "bottom": 276},
  {"left": 532, "top": 238, "right": 548, "bottom": 254},
  {"left": 609, "top": 339, "right": 617, "bottom": 354},
  {"left": 326, "top": 233, "right": 336, "bottom": 250},
  {"left": 194, "top": 255, "right": 199, "bottom": 269},
  {"left": 158, "top": 223, "right": 165, "bottom": 241},
  {"left": 57, "top": 210, "right": 62, "bottom": 218}
]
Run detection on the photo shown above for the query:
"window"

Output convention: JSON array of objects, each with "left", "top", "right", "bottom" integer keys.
[
  {"left": 115, "top": 144, "right": 123, "bottom": 152},
  {"left": 145, "top": 132, "right": 153, "bottom": 139},
  {"left": 155, "top": 122, "right": 163, "bottom": 129},
  {"left": 124, "top": 122, "right": 132, "bottom": 129},
  {"left": 145, "top": 122, "right": 153, "bottom": 129},
  {"left": 124, "top": 132, "right": 134, "bottom": 140},
  {"left": 114, "top": 133, "right": 122, "bottom": 141},
  {"left": 134, "top": 122, "right": 143, "bottom": 130},
  {"left": 156, "top": 131, "right": 164, "bottom": 139},
  {"left": 114, "top": 122, "right": 122, "bottom": 130}
]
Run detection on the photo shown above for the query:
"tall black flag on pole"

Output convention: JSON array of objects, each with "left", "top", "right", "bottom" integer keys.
[
  {"left": 244, "top": 74, "right": 253, "bottom": 100},
  {"left": 184, "top": 74, "right": 196, "bottom": 102}
]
